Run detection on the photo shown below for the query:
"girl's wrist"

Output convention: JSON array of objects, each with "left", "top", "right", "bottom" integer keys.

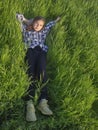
[{"left": 55, "top": 16, "right": 61, "bottom": 22}]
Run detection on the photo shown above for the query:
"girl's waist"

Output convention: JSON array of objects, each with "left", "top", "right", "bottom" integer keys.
[{"left": 34, "top": 46, "right": 42, "bottom": 51}]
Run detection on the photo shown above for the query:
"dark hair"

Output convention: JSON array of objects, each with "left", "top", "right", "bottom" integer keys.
[{"left": 26, "top": 16, "right": 45, "bottom": 31}]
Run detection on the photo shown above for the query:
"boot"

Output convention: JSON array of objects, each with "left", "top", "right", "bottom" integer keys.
[
  {"left": 38, "top": 99, "right": 53, "bottom": 115},
  {"left": 26, "top": 100, "right": 37, "bottom": 121}
]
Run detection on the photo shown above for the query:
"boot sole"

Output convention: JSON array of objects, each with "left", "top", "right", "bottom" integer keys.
[{"left": 26, "top": 118, "right": 37, "bottom": 122}]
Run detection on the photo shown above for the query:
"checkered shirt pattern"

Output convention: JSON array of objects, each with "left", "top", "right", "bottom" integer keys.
[{"left": 22, "top": 21, "right": 56, "bottom": 52}]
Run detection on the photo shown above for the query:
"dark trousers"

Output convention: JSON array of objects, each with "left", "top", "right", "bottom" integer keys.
[{"left": 24, "top": 46, "right": 48, "bottom": 101}]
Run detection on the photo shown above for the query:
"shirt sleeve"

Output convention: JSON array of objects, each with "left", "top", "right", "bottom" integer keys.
[
  {"left": 22, "top": 23, "right": 27, "bottom": 32},
  {"left": 44, "top": 21, "right": 56, "bottom": 33},
  {"left": 22, "top": 24, "right": 30, "bottom": 45}
]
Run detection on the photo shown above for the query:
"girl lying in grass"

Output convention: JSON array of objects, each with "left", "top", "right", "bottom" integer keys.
[{"left": 16, "top": 13, "right": 60, "bottom": 122}]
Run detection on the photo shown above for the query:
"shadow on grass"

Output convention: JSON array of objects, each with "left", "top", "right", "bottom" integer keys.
[{"left": 92, "top": 100, "right": 98, "bottom": 116}]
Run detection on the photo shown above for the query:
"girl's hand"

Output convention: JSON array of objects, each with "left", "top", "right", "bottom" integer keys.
[
  {"left": 16, "top": 13, "right": 26, "bottom": 22},
  {"left": 55, "top": 16, "right": 61, "bottom": 22}
]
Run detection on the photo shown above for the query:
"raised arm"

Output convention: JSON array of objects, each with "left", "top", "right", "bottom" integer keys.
[
  {"left": 44, "top": 16, "right": 61, "bottom": 31},
  {"left": 55, "top": 16, "right": 61, "bottom": 23},
  {"left": 16, "top": 13, "right": 33, "bottom": 25}
]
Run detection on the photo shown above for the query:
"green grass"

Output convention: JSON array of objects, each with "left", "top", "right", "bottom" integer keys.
[{"left": 0, "top": 0, "right": 98, "bottom": 129}]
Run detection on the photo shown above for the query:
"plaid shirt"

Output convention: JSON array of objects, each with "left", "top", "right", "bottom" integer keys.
[{"left": 22, "top": 21, "right": 56, "bottom": 52}]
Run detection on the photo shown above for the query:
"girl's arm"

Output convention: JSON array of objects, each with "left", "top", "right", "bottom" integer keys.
[
  {"left": 54, "top": 16, "right": 61, "bottom": 23},
  {"left": 23, "top": 19, "right": 33, "bottom": 26},
  {"left": 44, "top": 16, "right": 61, "bottom": 32},
  {"left": 16, "top": 13, "right": 33, "bottom": 25},
  {"left": 16, "top": 13, "right": 33, "bottom": 33}
]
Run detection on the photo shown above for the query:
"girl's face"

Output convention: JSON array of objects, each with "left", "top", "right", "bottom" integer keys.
[{"left": 33, "top": 20, "right": 45, "bottom": 31}]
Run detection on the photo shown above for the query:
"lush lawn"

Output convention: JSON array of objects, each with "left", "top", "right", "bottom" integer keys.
[{"left": 0, "top": 0, "right": 98, "bottom": 129}]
